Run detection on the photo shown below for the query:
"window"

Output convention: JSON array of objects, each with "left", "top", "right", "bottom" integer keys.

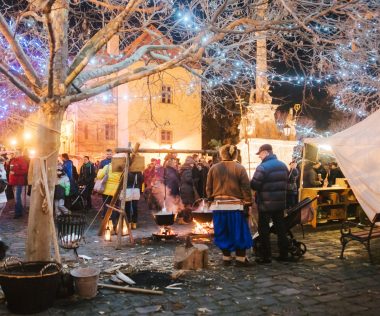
[
  {"left": 105, "top": 124, "right": 115, "bottom": 140},
  {"left": 160, "top": 130, "right": 173, "bottom": 144},
  {"left": 161, "top": 85, "right": 172, "bottom": 104}
]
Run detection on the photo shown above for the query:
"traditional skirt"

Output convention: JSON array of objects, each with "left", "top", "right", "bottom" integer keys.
[{"left": 213, "top": 210, "right": 253, "bottom": 252}]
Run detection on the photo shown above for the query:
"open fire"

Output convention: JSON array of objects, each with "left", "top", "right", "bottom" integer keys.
[
  {"left": 192, "top": 219, "right": 214, "bottom": 235},
  {"left": 152, "top": 226, "right": 178, "bottom": 240}
]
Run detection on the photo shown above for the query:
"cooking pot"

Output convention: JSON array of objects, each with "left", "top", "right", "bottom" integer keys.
[
  {"left": 192, "top": 211, "right": 213, "bottom": 223},
  {"left": 153, "top": 212, "right": 177, "bottom": 226}
]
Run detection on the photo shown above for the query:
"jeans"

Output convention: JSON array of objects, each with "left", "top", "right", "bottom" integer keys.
[{"left": 15, "top": 185, "right": 24, "bottom": 216}]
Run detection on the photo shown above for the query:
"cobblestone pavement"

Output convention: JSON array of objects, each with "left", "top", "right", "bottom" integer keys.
[{"left": 0, "top": 196, "right": 380, "bottom": 315}]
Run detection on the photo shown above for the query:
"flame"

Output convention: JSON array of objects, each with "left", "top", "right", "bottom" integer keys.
[
  {"left": 193, "top": 219, "right": 214, "bottom": 235},
  {"left": 159, "top": 226, "right": 176, "bottom": 236}
]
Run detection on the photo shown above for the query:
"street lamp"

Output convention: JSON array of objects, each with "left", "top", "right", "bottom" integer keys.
[{"left": 283, "top": 124, "right": 291, "bottom": 137}]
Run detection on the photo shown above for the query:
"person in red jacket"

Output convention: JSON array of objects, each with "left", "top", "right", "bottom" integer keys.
[{"left": 9, "top": 150, "right": 29, "bottom": 218}]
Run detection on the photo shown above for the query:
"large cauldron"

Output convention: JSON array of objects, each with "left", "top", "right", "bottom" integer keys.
[
  {"left": 192, "top": 211, "right": 213, "bottom": 223},
  {"left": 0, "top": 259, "right": 62, "bottom": 314},
  {"left": 153, "top": 211, "right": 177, "bottom": 226}
]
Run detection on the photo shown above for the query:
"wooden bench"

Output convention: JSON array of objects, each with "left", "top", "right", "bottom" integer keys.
[{"left": 340, "top": 213, "right": 380, "bottom": 263}]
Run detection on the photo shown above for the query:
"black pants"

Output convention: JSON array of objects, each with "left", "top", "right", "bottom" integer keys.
[
  {"left": 125, "top": 200, "right": 139, "bottom": 223},
  {"left": 84, "top": 183, "right": 94, "bottom": 208},
  {"left": 258, "top": 211, "right": 288, "bottom": 259},
  {"left": 286, "top": 192, "right": 298, "bottom": 209}
]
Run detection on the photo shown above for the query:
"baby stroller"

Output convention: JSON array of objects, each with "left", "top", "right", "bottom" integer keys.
[
  {"left": 253, "top": 197, "right": 316, "bottom": 260},
  {"left": 66, "top": 184, "right": 88, "bottom": 211}
]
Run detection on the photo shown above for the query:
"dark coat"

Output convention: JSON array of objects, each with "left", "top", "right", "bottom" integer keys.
[
  {"left": 127, "top": 172, "right": 143, "bottom": 191},
  {"left": 328, "top": 168, "right": 344, "bottom": 186},
  {"left": 196, "top": 165, "right": 209, "bottom": 198},
  {"left": 180, "top": 165, "right": 197, "bottom": 205},
  {"left": 250, "top": 154, "right": 288, "bottom": 212},
  {"left": 303, "top": 163, "right": 321, "bottom": 188},
  {"left": 287, "top": 168, "right": 299, "bottom": 193},
  {"left": 79, "top": 162, "right": 96, "bottom": 185},
  {"left": 164, "top": 166, "right": 180, "bottom": 197}
]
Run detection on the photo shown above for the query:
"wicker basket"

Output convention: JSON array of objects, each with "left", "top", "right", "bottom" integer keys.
[{"left": 0, "top": 259, "right": 62, "bottom": 314}]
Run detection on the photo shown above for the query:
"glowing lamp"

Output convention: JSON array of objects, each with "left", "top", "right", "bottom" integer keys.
[
  {"left": 104, "top": 226, "right": 111, "bottom": 241},
  {"left": 29, "top": 149, "right": 36, "bottom": 158},
  {"left": 23, "top": 132, "right": 32, "bottom": 140},
  {"left": 318, "top": 144, "right": 332, "bottom": 151},
  {"left": 10, "top": 139, "right": 17, "bottom": 147}
]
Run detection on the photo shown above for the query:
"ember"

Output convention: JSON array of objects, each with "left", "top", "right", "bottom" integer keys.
[
  {"left": 152, "top": 226, "right": 178, "bottom": 240},
  {"left": 192, "top": 219, "right": 214, "bottom": 235}
]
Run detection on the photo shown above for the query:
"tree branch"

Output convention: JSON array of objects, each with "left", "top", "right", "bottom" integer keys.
[
  {"left": 87, "top": 0, "right": 162, "bottom": 13},
  {"left": 0, "top": 12, "right": 42, "bottom": 88},
  {"left": 75, "top": 44, "right": 178, "bottom": 87},
  {"left": 44, "top": 0, "right": 56, "bottom": 98},
  {"left": 66, "top": 51, "right": 188, "bottom": 104},
  {"left": 65, "top": 0, "right": 141, "bottom": 88},
  {"left": 0, "top": 62, "right": 41, "bottom": 103}
]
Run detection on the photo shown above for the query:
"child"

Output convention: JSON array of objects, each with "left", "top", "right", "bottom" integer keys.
[{"left": 54, "top": 167, "right": 71, "bottom": 217}]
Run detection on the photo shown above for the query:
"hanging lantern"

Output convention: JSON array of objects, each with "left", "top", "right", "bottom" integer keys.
[
  {"left": 104, "top": 225, "right": 111, "bottom": 242},
  {"left": 283, "top": 124, "right": 291, "bottom": 137}
]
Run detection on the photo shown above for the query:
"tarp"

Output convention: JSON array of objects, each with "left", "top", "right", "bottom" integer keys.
[{"left": 304, "top": 109, "right": 380, "bottom": 222}]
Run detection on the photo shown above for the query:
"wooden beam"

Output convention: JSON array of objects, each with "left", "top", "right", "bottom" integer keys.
[{"left": 115, "top": 148, "right": 218, "bottom": 155}]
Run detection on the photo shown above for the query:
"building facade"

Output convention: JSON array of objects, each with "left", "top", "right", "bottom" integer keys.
[{"left": 60, "top": 35, "right": 202, "bottom": 164}]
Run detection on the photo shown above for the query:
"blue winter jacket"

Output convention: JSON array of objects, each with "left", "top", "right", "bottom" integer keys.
[{"left": 250, "top": 154, "right": 288, "bottom": 212}]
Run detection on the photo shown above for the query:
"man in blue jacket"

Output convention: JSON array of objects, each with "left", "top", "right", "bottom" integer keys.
[{"left": 251, "top": 144, "right": 290, "bottom": 264}]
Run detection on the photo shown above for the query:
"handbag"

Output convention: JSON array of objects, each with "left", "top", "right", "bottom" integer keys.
[
  {"left": 125, "top": 174, "right": 140, "bottom": 201},
  {"left": 94, "top": 165, "right": 109, "bottom": 194}
]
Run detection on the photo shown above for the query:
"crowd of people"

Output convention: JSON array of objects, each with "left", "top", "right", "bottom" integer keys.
[{"left": 0, "top": 143, "right": 346, "bottom": 267}]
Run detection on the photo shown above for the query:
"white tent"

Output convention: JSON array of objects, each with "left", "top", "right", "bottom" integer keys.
[{"left": 304, "top": 109, "right": 380, "bottom": 222}]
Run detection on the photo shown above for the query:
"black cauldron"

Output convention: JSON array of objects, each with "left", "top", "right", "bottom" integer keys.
[
  {"left": 153, "top": 212, "right": 177, "bottom": 226},
  {"left": 192, "top": 211, "right": 214, "bottom": 223},
  {"left": 0, "top": 260, "right": 62, "bottom": 314}
]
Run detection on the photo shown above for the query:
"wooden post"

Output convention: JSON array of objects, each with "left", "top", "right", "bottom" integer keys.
[
  {"left": 98, "top": 143, "right": 140, "bottom": 244},
  {"left": 115, "top": 153, "right": 129, "bottom": 249}
]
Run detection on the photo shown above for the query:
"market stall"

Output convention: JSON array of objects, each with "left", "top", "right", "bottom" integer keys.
[{"left": 301, "top": 109, "right": 380, "bottom": 226}]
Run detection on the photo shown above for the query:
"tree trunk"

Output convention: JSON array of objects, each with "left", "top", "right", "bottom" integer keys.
[{"left": 26, "top": 107, "right": 64, "bottom": 261}]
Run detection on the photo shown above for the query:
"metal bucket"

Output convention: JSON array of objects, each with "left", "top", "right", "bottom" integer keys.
[
  {"left": 0, "top": 259, "right": 62, "bottom": 314},
  {"left": 70, "top": 267, "right": 100, "bottom": 299}
]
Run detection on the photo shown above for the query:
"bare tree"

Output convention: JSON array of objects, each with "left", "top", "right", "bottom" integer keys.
[{"left": 0, "top": 0, "right": 378, "bottom": 260}]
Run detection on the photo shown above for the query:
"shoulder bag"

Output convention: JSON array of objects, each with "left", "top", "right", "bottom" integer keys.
[
  {"left": 94, "top": 165, "right": 109, "bottom": 194},
  {"left": 125, "top": 174, "right": 141, "bottom": 201}
]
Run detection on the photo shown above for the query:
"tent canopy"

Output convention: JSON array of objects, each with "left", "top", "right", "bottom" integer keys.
[{"left": 304, "top": 109, "right": 380, "bottom": 222}]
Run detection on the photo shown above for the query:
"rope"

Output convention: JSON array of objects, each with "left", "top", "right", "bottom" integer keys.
[{"left": 83, "top": 196, "right": 109, "bottom": 237}]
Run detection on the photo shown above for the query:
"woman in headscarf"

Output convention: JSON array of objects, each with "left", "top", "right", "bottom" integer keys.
[{"left": 206, "top": 144, "right": 253, "bottom": 267}]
